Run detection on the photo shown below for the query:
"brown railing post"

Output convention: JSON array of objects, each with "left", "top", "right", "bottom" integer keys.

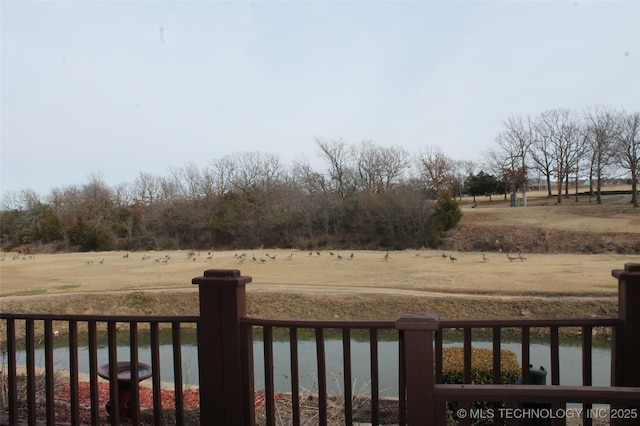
[
  {"left": 611, "top": 263, "right": 640, "bottom": 425},
  {"left": 192, "top": 269, "right": 254, "bottom": 426},
  {"left": 396, "top": 312, "right": 439, "bottom": 425}
]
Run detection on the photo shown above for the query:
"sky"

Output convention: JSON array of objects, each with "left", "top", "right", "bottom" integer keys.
[{"left": 1, "top": 0, "right": 639, "bottom": 198}]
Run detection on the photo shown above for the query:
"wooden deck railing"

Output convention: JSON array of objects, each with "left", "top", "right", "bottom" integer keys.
[
  {"left": 1, "top": 263, "right": 639, "bottom": 425},
  {"left": 192, "top": 263, "right": 640, "bottom": 426},
  {"left": 1, "top": 314, "right": 198, "bottom": 426},
  {"left": 404, "top": 314, "right": 637, "bottom": 426},
  {"left": 241, "top": 316, "right": 399, "bottom": 425}
]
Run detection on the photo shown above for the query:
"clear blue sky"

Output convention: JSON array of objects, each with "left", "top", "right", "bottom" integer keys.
[{"left": 2, "top": 0, "right": 639, "bottom": 196}]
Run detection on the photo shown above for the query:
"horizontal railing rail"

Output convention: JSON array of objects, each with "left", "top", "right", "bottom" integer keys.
[
  {"left": 0, "top": 313, "right": 200, "bottom": 322},
  {"left": 241, "top": 316, "right": 396, "bottom": 329},
  {"left": 435, "top": 384, "right": 640, "bottom": 404},
  {"left": 439, "top": 317, "right": 622, "bottom": 328}
]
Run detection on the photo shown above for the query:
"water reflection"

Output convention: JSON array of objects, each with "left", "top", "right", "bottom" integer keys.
[{"left": 11, "top": 328, "right": 612, "bottom": 397}]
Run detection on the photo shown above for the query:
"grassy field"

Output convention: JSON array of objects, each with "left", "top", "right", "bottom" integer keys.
[
  {"left": 1, "top": 188, "right": 637, "bottom": 322},
  {"left": 0, "top": 247, "right": 633, "bottom": 298}
]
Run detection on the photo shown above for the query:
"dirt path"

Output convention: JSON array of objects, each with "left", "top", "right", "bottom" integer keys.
[
  {"left": 248, "top": 283, "right": 616, "bottom": 301},
  {"left": 2, "top": 282, "right": 614, "bottom": 302}
]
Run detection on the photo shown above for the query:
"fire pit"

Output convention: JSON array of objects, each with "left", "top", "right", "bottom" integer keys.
[{"left": 97, "top": 361, "right": 153, "bottom": 419}]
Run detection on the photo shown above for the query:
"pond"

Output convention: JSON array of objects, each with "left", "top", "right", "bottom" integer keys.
[{"left": 10, "top": 328, "right": 612, "bottom": 398}]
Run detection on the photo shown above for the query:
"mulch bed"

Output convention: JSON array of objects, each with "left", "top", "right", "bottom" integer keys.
[
  {"left": 4, "top": 380, "right": 399, "bottom": 425},
  {"left": 42, "top": 381, "right": 200, "bottom": 424}
]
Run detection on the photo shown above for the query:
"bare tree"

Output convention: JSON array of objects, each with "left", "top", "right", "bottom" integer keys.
[
  {"left": 615, "top": 110, "right": 640, "bottom": 207},
  {"left": 1, "top": 190, "right": 22, "bottom": 211},
  {"left": 537, "top": 109, "right": 581, "bottom": 204},
  {"left": 19, "top": 188, "right": 43, "bottom": 211},
  {"left": 0, "top": 189, "right": 43, "bottom": 212},
  {"left": 256, "top": 152, "right": 284, "bottom": 194},
  {"left": 198, "top": 166, "right": 217, "bottom": 202},
  {"left": 129, "top": 172, "right": 167, "bottom": 248},
  {"left": 0, "top": 191, "right": 19, "bottom": 212},
  {"left": 81, "top": 172, "right": 115, "bottom": 223},
  {"left": 483, "top": 142, "right": 522, "bottom": 201},
  {"left": 170, "top": 163, "right": 206, "bottom": 201},
  {"left": 231, "top": 153, "right": 259, "bottom": 194},
  {"left": 210, "top": 156, "right": 237, "bottom": 197},
  {"left": 10, "top": 189, "right": 49, "bottom": 241},
  {"left": 48, "top": 185, "right": 82, "bottom": 230},
  {"left": 354, "top": 140, "right": 384, "bottom": 193},
  {"left": 291, "top": 157, "right": 328, "bottom": 195},
  {"left": 113, "top": 183, "right": 133, "bottom": 208},
  {"left": 572, "top": 127, "right": 590, "bottom": 202},
  {"left": 315, "top": 138, "right": 355, "bottom": 198},
  {"left": 530, "top": 124, "right": 554, "bottom": 197},
  {"left": 158, "top": 175, "right": 180, "bottom": 204},
  {"left": 225, "top": 152, "right": 260, "bottom": 194},
  {"left": 417, "top": 145, "right": 454, "bottom": 194},
  {"left": 132, "top": 172, "right": 164, "bottom": 205},
  {"left": 493, "top": 132, "right": 525, "bottom": 201},
  {"left": 353, "top": 141, "right": 410, "bottom": 193},
  {"left": 379, "top": 145, "right": 411, "bottom": 191},
  {"left": 496, "top": 115, "right": 536, "bottom": 206},
  {"left": 451, "top": 160, "right": 475, "bottom": 202},
  {"left": 222, "top": 151, "right": 283, "bottom": 195},
  {"left": 583, "top": 105, "right": 619, "bottom": 204}
]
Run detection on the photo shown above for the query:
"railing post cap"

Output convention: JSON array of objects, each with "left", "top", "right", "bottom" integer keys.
[
  {"left": 396, "top": 312, "right": 440, "bottom": 331},
  {"left": 192, "top": 269, "right": 252, "bottom": 286},
  {"left": 612, "top": 263, "right": 640, "bottom": 280}
]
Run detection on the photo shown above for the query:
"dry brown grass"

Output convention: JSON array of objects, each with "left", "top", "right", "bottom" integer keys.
[
  {"left": 444, "top": 189, "right": 639, "bottom": 255},
  {"left": 0, "top": 247, "right": 633, "bottom": 299},
  {"left": 458, "top": 189, "right": 638, "bottom": 233}
]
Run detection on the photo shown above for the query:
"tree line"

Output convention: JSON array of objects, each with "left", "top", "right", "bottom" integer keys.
[
  {"left": 1, "top": 106, "right": 637, "bottom": 253},
  {"left": 484, "top": 107, "right": 639, "bottom": 206},
  {"left": 0, "top": 143, "right": 460, "bottom": 252}
]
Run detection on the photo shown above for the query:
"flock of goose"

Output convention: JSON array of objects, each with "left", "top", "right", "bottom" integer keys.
[
  {"left": 0, "top": 248, "right": 529, "bottom": 266},
  {"left": 440, "top": 251, "right": 527, "bottom": 263}
]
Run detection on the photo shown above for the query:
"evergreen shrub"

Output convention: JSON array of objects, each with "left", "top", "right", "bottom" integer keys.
[
  {"left": 442, "top": 347, "right": 520, "bottom": 385},
  {"left": 442, "top": 347, "right": 521, "bottom": 425}
]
